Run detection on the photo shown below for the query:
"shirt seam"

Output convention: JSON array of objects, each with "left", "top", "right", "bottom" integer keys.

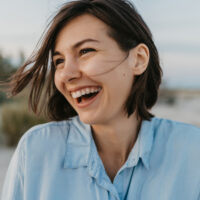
[{"left": 20, "top": 121, "right": 70, "bottom": 143}]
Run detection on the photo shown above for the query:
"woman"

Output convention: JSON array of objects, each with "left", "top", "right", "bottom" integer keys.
[{"left": 1, "top": 0, "right": 200, "bottom": 199}]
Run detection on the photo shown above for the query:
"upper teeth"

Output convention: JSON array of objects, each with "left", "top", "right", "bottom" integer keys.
[{"left": 71, "top": 87, "right": 101, "bottom": 99}]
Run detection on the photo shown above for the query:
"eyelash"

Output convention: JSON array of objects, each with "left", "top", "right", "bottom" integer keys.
[
  {"left": 54, "top": 48, "right": 96, "bottom": 67},
  {"left": 54, "top": 59, "right": 64, "bottom": 67},
  {"left": 79, "top": 48, "right": 96, "bottom": 56}
]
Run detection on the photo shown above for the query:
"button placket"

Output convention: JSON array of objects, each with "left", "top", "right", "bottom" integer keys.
[{"left": 87, "top": 141, "right": 121, "bottom": 200}]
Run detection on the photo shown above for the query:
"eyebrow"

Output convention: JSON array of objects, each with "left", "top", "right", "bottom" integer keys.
[{"left": 53, "top": 38, "right": 99, "bottom": 57}]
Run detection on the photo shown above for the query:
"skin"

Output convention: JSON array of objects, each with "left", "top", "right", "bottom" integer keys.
[{"left": 53, "top": 14, "right": 149, "bottom": 182}]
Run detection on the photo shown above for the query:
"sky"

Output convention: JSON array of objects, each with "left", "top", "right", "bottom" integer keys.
[{"left": 0, "top": 0, "right": 200, "bottom": 89}]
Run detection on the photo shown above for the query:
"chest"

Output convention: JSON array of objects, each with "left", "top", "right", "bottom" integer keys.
[
  {"left": 24, "top": 162, "right": 199, "bottom": 200},
  {"left": 99, "top": 155, "right": 125, "bottom": 183}
]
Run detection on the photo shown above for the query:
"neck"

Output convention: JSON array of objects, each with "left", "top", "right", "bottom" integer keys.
[{"left": 91, "top": 112, "right": 141, "bottom": 164}]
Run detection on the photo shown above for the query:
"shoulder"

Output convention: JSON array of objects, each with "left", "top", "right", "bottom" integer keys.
[
  {"left": 152, "top": 117, "right": 200, "bottom": 140},
  {"left": 14, "top": 116, "right": 92, "bottom": 169},
  {"left": 19, "top": 120, "right": 69, "bottom": 145},
  {"left": 151, "top": 117, "right": 200, "bottom": 161},
  {"left": 17, "top": 116, "right": 83, "bottom": 153},
  {"left": 145, "top": 118, "right": 200, "bottom": 194}
]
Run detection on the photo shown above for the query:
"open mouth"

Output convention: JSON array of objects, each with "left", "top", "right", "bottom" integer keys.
[
  {"left": 71, "top": 86, "right": 102, "bottom": 107},
  {"left": 77, "top": 91, "right": 99, "bottom": 103}
]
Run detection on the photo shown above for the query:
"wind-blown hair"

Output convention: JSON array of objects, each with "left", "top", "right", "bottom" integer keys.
[{"left": 2, "top": 0, "right": 162, "bottom": 121}]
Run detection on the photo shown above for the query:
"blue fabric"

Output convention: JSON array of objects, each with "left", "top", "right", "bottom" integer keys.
[{"left": 1, "top": 116, "right": 200, "bottom": 200}]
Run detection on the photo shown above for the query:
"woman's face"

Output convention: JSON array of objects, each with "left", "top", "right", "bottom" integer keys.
[{"left": 53, "top": 14, "right": 135, "bottom": 125}]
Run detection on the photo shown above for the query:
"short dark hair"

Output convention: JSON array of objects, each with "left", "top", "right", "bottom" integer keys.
[{"left": 3, "top": 0, "right": 162, "bottom": 121}]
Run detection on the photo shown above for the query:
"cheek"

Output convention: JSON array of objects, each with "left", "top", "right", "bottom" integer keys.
[
  {"left": 54, "top": 72, "right": 65, "bottom": 94},
  {"left": 54, "top": 72, "right": 73, "bottom": 105}
]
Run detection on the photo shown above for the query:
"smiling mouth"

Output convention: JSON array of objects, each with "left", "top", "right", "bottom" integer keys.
[
  {"left": 70, "top": 86, "right": 102, "bottom": 107},
  {"left": 77, "top": 91, "right": 99, "bottom": 103}
]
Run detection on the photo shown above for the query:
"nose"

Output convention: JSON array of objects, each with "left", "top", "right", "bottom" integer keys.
[{"left": 57, "top": 57, "right": 82, "bottom": 82}]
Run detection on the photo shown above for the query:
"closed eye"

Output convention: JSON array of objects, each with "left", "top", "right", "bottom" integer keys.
[
  {"left": 79, "top": 48, "right": 96, "bottom": 56},
  {"left": 54, "top": 58, "right": 64, "bottom": 67}
]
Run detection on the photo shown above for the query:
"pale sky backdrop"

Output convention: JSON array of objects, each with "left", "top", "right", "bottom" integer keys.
[{"left": 0, "top": 0, "right": 199, "bottom": 89}]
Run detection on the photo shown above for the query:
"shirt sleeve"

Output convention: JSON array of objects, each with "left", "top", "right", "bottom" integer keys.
[
  {"left": 1, "top": 139, "right": 25, "bottom": 200},
  {"left": 198, "top": 189, "right": 200, "bottom": 200}
]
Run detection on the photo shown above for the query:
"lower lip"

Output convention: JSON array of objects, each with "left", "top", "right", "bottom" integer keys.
[{"left": 75, "top": 90, "right": 102, "bottom": 108}]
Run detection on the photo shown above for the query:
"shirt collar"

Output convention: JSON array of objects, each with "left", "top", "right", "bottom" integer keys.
[
  {"left": 125, "top": 118, "right": 155, "bottom": 170},
  {"left": 63, "top": 116, "right": 155, "bottom": 170},
  {"left": 63, "top": 116, "right": 92, "bottom": 168}
]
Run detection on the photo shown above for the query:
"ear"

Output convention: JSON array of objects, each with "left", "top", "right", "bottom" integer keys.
[{"left": 128, "top": 43, "right": 149, "bottom": 75}]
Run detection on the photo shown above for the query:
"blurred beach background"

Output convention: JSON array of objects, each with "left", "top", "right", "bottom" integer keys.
[{"left": 0, "top": 0, "right": 200, "bottom": 195}]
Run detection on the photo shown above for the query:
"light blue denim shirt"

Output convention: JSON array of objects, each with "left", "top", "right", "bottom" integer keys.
[{"left": 1, "top": 116, "right": 200, "bottom": 200}]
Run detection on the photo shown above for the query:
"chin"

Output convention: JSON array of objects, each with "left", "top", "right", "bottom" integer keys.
[
  {"left": 79, "top": 115, "right": 97, "bottom": 125},
  {"left": 78, "top": 112, "right": 104, "bottom": 125}
]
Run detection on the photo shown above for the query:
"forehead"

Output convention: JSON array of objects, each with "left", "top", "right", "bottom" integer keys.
[{"left": 55, "top": 14, "right": 111, "bottom": 50}]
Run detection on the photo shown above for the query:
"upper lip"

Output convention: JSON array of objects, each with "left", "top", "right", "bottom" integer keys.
[{"left": 68, "top": 85, "right": 102, "bottom": 93}]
